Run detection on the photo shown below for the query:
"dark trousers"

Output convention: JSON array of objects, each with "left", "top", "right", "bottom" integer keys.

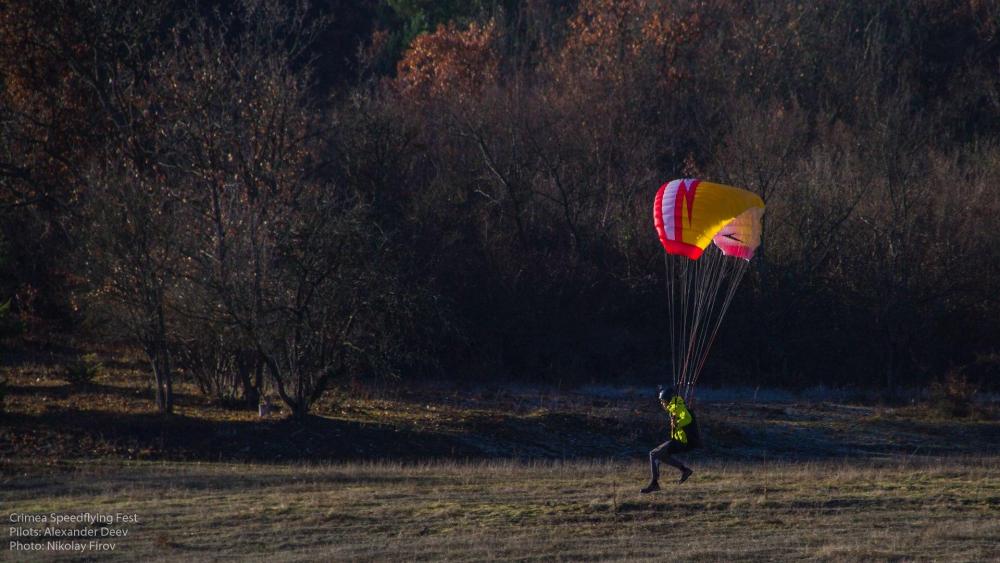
[{"left": 649, "top": 440, "right": 689, "bottom": 480}]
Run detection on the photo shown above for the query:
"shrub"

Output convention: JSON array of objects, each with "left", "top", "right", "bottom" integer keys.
[
  {"left": 63, "top": 353, "right": 103, "bottom": 387},
  {"left": 0, "top": 299, "right": 24, "bottom": 340},
  {"left": 929, "top": 369, "right": 978, "bottom": 418},
  {"left": 0, "top": 375, "right": 7, "bottom": 415}
]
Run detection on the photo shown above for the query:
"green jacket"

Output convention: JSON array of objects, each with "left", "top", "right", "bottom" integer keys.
[{"left": 661, "top": 396, "right": 692, "bottom": 444}]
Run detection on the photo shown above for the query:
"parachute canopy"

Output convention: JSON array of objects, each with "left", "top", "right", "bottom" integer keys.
[
  {"left": 653, "top": 179, "right": 765, "bottom": 260},
  {"left": 653, "top": 179, "right": 765, "bottom": 402}
]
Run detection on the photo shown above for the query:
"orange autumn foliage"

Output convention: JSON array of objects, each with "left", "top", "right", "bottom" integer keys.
[
  {"left": 395, "top": 20, "right": 499, "bottom": 103},
  {"left": 556, "top": 0, "right": 704, "bottom": 87}
]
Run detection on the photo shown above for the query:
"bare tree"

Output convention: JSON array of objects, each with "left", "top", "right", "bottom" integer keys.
[
  {"left": 50, "top": 1, "right": 184, "bottom": 413},
  {"left": 83, "top": 156, "right": 185, "bottom": 413},
  {"left": 157, "top": 1, "right": 395, "bottom": 418}
]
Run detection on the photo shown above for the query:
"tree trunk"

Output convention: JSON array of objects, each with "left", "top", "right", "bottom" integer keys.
[
  {"left": 264, "top": 355, "right": 307, "bottom": 419},
  {"left": 162, "top": 345, "right": 174, "bottom": 413},
  {"left": 236, "top": 351, "right": 260, "bottom": 409},
  {"left": 147, "top": 345, "right": 174, "bottom": 414},
  {"left": 254, "top": 358, "right": 264, "bottom": 399},
  {"left": 152, "top": 301, "right": 174, "bottom": 414},
  {"left": 291, "top": 401, "right": 309, "bottom": 420},
  {"left": 148, "top": 349, "right": 165, "bottom": 412}
]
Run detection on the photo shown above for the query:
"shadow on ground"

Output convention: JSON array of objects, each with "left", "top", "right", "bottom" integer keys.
[{"left": 2, "top": 379, "right": 998, "bottom": 464}]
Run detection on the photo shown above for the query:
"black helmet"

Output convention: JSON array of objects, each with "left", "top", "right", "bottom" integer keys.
[{"left": 658, "top": 385, "right": 675, "bottom": 401}]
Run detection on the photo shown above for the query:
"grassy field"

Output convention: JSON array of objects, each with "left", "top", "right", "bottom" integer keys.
[
  {"left": 3, "top": 352, "right": 1000, "bottom": 560},
  {"left": 3, "top": 456, "right": 999, "bottom": 561}
]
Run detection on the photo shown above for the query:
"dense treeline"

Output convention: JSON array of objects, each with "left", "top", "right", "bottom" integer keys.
[{"left": 1, "top": 0, "right": 998, "bottom": 416}]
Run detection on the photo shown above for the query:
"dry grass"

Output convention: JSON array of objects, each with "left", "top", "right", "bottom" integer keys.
[
  {"left": 3, "top": 354, "right": 999, "bottom": 560},
  {"left": 3, "top": 456, "right": 998, "bottom": 561}
]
